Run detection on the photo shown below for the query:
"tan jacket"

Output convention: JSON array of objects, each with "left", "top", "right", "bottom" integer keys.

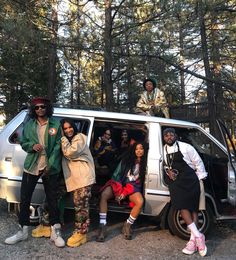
[
  {"left": 136, "top": 88, "right": 170, "bottom": 118},
  {"left": 61, "top": 133, "right": 96, "bottom": 192}
]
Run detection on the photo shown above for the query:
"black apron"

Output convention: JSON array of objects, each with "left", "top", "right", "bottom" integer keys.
[{"left": 165, "top": 143, "right": 200, "bottom": 211}]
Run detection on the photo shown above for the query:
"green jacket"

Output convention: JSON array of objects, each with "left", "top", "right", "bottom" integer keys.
[{"left": 21, "top": 117, "right": 62, "bottom": 175}]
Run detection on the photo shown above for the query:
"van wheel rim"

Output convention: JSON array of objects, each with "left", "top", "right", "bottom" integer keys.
[{"left": 176, "top": 210, "right": 206, "bottom": 234}]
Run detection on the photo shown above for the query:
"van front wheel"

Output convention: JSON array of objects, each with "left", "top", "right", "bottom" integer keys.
[{"left": 167, "top": 203, "right": 213, "bottom": 240}]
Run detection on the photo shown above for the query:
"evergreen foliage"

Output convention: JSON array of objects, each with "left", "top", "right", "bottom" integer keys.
[{"left": 0, "top": 0, "right": 235, "bottom": 128}]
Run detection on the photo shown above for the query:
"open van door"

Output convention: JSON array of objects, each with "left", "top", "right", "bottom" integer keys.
[{"left": 217, "top": 119, "right": 236, "bottom": 206}]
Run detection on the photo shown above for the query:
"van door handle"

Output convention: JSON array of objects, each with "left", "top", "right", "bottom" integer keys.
[{"left": 5, "top": 157, "right": 12, "bottom": 162}]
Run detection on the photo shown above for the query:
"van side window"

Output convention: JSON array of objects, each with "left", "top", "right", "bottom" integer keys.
[
  {"left": 9, "top": 117, "right": 90, "bottom": 144},
  {"left": 9, "top": 124, "right": 24, "bottom": 144},
  {"left": 74, "top": 120, "right": 89, "bottom": 135},
  {"left": 9, "top": 113, "right": 31, "bottom": 144},
  {"left": 53, "top": 116, "right": 90, "bottom": 136}
]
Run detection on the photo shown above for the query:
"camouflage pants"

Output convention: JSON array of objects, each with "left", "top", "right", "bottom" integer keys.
[{"left": 73, "top": 185, "right": 92, "bottom": 234}]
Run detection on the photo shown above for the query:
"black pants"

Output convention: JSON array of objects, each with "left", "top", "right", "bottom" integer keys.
[{"left": 19, "top": 172, "right": 60, "bottom": 226}]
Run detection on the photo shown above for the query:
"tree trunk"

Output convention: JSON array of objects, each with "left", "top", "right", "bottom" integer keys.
[
  {"left": 70, "top": 73, "right": 74, "bottom": 106},
  {"left": 178, "top": 15, "right": 185, "bottom": 104},
  {"left": 47, "top": 0, "right": 58, "bottom": 102},
  {"left": 127, "top": 67, "right": 134, "bottom": 113},
  {"left": 100, "top": 66, "right": 104, "bottom": 108},
  {"left": 76, "top": 50, "right": 81, "bottom": 107},
  {"left": 210, "top": 12, "right": 224, "bottom": 120},
  {"left": 104, "top": 0, "right": 113, "bottom": 111},
  {"left": 197, "top": 0, "right": 218, "bottom": 138}
]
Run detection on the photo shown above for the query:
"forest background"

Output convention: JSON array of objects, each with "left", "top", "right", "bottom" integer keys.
[{"left": 0, "top": 0, "right": 235, "bottom": 137}]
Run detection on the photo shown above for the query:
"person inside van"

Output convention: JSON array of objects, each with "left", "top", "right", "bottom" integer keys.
[
  {"left": 117, "top": 129, "right": 135, "bottom": 158},
  {"left": 60, "top": 118, "right": 96, "bottom": 247},
  {"left": 135, "top": 78, "right": 170, "bottom": 118},
  {"left": 93, "top": 128, "right": 117, "bottom": 169},
  {"left": 96, "top": 142, "right": 148, "bottom": 242},
  {"left": 4, "top": 97, "right": 65, "bottom": 247},
  {"left": 163, "top": 128, "right": 208, "bottom": 257}
]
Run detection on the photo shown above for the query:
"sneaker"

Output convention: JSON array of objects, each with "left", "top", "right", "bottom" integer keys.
[
  {"left": 32, "top": 224, "right": 51, "bottom": 238},
  {"left": 67, "top": 232, "right": 87, "bottom": 247},
  {"left": 182, "top": 240, "right": 197, "bottom": 255},
  {"left": 196, "top": 234, "right": 207, "bottom": 257},
  {"left": 122, "top": 221, "right": 132, "bottom": 240},
  {"left": 5, "top": 225, "right": 28, "bottom": 245},
  {"left": 50, "top": 224, "right": 65, "bottom": 248},
  {"left": 96, "top": 224, "right": 107, "bottom": 242}
]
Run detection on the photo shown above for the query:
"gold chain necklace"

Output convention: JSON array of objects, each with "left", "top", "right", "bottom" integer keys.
[{"left": 165, "top": 143, "right": 177, "bottom": 170}]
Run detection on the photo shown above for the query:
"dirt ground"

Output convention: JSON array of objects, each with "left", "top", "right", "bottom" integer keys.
[{"left": 0, "top": 199, "right": 236, "bottom": 260}]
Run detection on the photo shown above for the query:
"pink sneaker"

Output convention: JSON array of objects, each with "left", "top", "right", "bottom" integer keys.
[
  {"left": 196, "top": 234, "right": 207, "bottom": 257},
  {"left": 182, "top": 240, "right": 197, "bottom": 255}
]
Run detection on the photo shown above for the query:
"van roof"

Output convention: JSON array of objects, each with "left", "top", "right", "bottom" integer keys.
[{"left": 51, "top": 107, "right": 199, "bottom": 128}]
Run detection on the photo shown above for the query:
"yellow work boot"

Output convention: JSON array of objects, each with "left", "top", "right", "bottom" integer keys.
[
  {"left": 67, "top": 232, "right": 87, "bottom": 247},
  {"left": 32, "top": 224, "right": 51, "bottom": 238}
]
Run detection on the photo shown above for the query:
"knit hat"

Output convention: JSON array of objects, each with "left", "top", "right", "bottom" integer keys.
[
  {"left": 31, "top": 97, "right": 50, "bottom": 105},
  {"left": 163, "top": 128, "right": 176, "bottom": 136}
]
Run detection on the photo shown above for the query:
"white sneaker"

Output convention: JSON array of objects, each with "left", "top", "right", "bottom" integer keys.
[
  {"left": 5, "top": 225, "right": 28, "bottom": 245},
  {"left": 50, "top": 223, "right": 65, "bottom": 248}
]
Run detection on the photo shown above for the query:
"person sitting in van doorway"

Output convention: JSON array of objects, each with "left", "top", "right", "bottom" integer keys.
[
  {"left": 135, "top": 78, "right": 170, "bottom": 118},
  {"left": 60, "top": 118, "right": 96, "bottom": 247},
  {"left": 4, "top": 97, "right": 65, "bottom": 248},
  {"left": 96, "top": 142, "right": 148, "bottom": 242},
  {"left": 93, "top": 128, "right": 117, "bottom": 169},
  {"left": 163, "top": 128, "right": 208, "bottom": 257}
]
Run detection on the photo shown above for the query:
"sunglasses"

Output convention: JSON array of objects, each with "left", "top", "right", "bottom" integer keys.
[{"left": 35, "top": 105, "right": 46, "bottom": 110}]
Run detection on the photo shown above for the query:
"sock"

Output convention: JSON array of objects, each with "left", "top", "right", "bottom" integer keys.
[
  {"left": 188, "top": 222, "right": 201, "bottom": 238},
  {"left": 99, "top": 213, "right": 107, "bottom": 225},
  {"left": 127, "top": 215, "right": 136, "bottom": 225},
  {"left": 190, "top": 231, "right": 195, "bottom": 241}
]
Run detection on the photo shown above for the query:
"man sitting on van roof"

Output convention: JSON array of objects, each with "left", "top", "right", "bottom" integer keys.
[{"left": 135, "top": 78, "right": 170, "bottom": 118}]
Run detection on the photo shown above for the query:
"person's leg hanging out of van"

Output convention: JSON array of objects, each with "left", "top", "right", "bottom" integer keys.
[
  {"left": 96, "top": 186, "right": 114, "bottom": 242},
  {"left": 122, "top": 192, "right": 143, "bottom": 240},
  {"left": 99, "top": 213, "right": 107, "bottom": 225}
]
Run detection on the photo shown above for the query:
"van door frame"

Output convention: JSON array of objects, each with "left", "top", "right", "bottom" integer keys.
[
  {"left": 216, "top": 119, "right": 236, "bottom": 206},
  {"left": 143, "top": 122, "right": 170, "bottom": 216}
]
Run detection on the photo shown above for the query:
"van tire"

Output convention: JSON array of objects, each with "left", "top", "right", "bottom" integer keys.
[{"left": 167, "top": 202, "right": 214, "bottom": 240}]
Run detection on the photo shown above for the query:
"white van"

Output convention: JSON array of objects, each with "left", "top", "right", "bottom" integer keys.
[{"left": 0, "top": 107, "right": 235, "bottom": 240}]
